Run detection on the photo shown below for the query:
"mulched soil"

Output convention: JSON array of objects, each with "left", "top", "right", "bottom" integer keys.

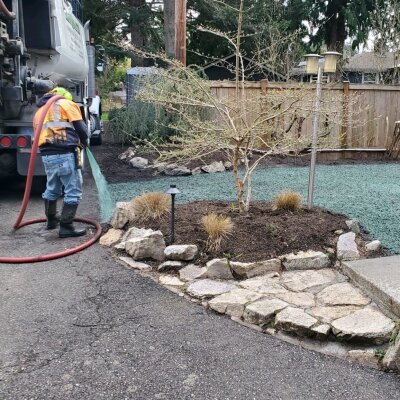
[
  {"left": 90, "top": 142, "right": 310, "bottom": 184},
  {"left": 90, "top": 142, "right": 397, "bottom": 185},
  {"left": 140, "top": 201, "right": 349, "bottom": 263},
  {"left": 93, "top": 141, "right": 386, "bottom": 262}
]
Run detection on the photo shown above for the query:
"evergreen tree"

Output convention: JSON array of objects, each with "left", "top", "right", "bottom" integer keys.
[{"left": 286, "top": 0, "right": 385, "bottom": 52}]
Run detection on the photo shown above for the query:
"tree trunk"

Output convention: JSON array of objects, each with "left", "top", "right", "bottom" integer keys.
[
  {"left": 130, "top": 0, "right": 146, "bottom": 66},
  {"left": 164, "top": 0, "right": 175, "bottom": 58},
  {"left": 325, "top": 0, "right": 348, "bottom": 53}
]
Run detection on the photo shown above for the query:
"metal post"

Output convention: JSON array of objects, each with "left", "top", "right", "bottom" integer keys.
[
  {"left": 170, "top": 193, "right": 175, "bottom": 244},
  {"left": 166, "top": 184, "right": 180, "bottom": 244},
  {"left": 307, "top": 58, "right": 324, "bottom": 209}
]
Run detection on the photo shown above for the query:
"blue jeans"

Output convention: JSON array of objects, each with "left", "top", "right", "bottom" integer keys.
[{"left": 41, "top": 153, "right": 83, "bottom": 205}]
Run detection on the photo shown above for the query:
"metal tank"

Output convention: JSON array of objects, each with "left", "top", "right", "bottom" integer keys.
[
  {"left": 0, "top": 0, "right": 102, "bottom": 178},
  {"left": 25, "top": 0, "right": 89, "bottom": 87}
]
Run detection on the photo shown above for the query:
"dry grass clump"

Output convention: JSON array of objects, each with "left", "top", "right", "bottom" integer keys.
[
  {"left": 201, "top": 212, "right": 234, "bottom": 252},
  {"left": 130, "top": 192, "right": 170, "bottom": 221},
  {"left": 273, "top": 191, "right": 302, "bottom": 211}
]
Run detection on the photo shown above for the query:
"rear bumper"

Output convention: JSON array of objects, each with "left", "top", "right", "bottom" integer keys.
[
  {"left": 17, "top": 149, "right": 46, "bottom": 176},
  {"left": 0, "top": 149, "right": 45, "bottom": 177}
]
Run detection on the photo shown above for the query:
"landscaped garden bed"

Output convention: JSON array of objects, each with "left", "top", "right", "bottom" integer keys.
[{"left": 92, "top": 141, "right": 400, "bottom": 372}]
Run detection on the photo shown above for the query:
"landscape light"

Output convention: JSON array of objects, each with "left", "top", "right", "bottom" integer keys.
[
  {"left": 321, "top": 51, "right": 341, "bottom": 73},
  {"left": 304, "top": 51, "right": 341, "bottom": 208},
  {"left": 304, "top": 54, "right": 322, "bottom": 75},
  {"left": 165, "top": 184, "right": 180, "bottom": 244}
]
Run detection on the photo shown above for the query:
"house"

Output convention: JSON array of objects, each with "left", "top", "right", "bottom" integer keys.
[
  {"left": 201, "top": 54, "right": 287, "bottom": 81},
  {"left": 343, "top": 51, "right": 400, "bottom": 85}
]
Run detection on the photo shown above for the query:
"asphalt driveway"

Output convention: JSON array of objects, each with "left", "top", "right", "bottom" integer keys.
[{"left": 0, "top": 173, "right": 400, "bottom": 400}]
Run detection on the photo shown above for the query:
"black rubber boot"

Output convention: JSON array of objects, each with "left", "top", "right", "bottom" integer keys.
[
  {"left": 59, "top": 203, "right": 86, "bottom": 238},
  {"left": 44, "top": 199, "right": 59, "bottom": 230}
]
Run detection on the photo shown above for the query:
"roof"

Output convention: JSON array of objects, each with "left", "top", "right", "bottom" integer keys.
[
  {"left": 127, "top": 67, "right": 157, "bottom": 76},
  {"left": 343, "top": 52, "right": 400, "bottom": 73},
  {"left": 202, "top": 54, "right": 287, "bottom": 81}
]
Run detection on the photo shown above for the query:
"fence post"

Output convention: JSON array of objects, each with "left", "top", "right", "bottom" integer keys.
[
  {"left": 341, "top": 81, "right": 350, "bottom": 148},
  {"left": 261, "top": 79, "right": 267, "bottom": 95}
]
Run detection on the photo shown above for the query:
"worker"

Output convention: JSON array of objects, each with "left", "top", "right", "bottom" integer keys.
[{"left": 33, "top": 87, "right": 89, "bottom": 238}]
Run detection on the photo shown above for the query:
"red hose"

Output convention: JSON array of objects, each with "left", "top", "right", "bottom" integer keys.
[
  {"left": 0, "top": 0, "right": 16, "bottom": 20},
  {"left": 0, "top": 95, "right": 102, "bottom": 264}
]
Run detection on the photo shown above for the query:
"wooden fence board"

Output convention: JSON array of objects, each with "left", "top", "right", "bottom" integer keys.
[{"left": 209, "top": 81, "right": 400, "bottom": 149}]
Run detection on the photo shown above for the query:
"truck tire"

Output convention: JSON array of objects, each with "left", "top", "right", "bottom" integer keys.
[
  {"left": 91, "top": 132, "right": 102, "bottom": 146},
  {"left": 31, "top": 176, "right": 47, "bottom": 194},
  {"left": 90, "top": 116, "right": 103, "bottom": 146}
]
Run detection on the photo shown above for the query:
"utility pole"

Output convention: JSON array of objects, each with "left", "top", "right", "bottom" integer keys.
[{"left": 175, "top": 0, "right": 186, "bottom": 65}]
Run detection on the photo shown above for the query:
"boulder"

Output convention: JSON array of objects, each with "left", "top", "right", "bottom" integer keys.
[
  {"left": 118, "top": 257, "right": 152, "bottom": 272},
  {"left": 164, "top": 245, "right": 198, "bottom": 261},
  {"left": 274, "top": 307, "right": 318, "bottom": 337},
  {"left": 153, "top": 161, "right": 170, "bottom": 173},
  {"left": 337, "top": 232, "right": 360, "bottom": 261},
  {"left": 316, "top": 283, "right": 370, "bottom": 307},
  {"left": 201, "top": 161, "right": 225, "bottom": 173},
  {"left": 118, "top": 147, "right": 135, "bottom": 161},
  {"left": 281, "top": 250, "right": 330, "bottom": 270},
  {"left": 129, "top": 157, "right": 149, "bottom": 169},
  {"left": 186, "top": 279, "right": 236, "bottom": 299},
  {"left": 365, "top": 240, "right": 382, "bottom": 253},
  {"left": 348, "top": 350, "right": 381, "bottom": 369},
  {"left": 118, "top": 227, "right": 154, "bottom": 249},
  {"left": 275, "top": 291, "right": 316, "bottom": 308},
  {"left": 383, "top": 331, "right": 400, "bottom": 371},
  {"left": 159, "top": 275, "right": 185, "bottom": 287},
  {"left": 110, "top": 202, "right": 131, "bottom": 229},
  {"left": 280, "top": 269, "right": 341, "bottom": 293},
  {"left": 309, "top": 305, "right": 363, "bottom": 323},
  {"left": 114, "top": 242, "right": 126, "bottom": 250},
  {"left": 332, "top": 308, "right": 395, "bottom": 344},
  {"left": 99, "top": 228, "right": 124, "bottom": 246},
  {"left": 223, "top": 161, "right": 233, "bottom": 170},
  {"left": 157, "top": 261, "right": 185, "bottom": 273},
  {"left": 179, "top": 264, "right": 207, "bottom": 282},
  {"left": 206, "top": 258, "right": 234, "bottom": 280},
  {"left": 125, "top": 229, "right": 166, "bottom": 261},
  {"left": 208, "top": 289, "right": 262, "bottom": 318},
  {"left": 311, "top": 324, "right": 331, "bottom": 340},
  {"left": 191, "top": 167, "right": 202, "bottom": 175},
  {"left": 239, "top": 275, "right": 287, "bottom": 295},
  {"left": 230, "top": 259, "right": 281, "bottom": 278},
  {"left": 243, "top": 298, "right": 288, "bottom": 326},
  {"left": 164, "top": 166, "right": 192, "bottom": 176},
  {"left": 346, "top": 219, "right": 361, "bottom": 234}
]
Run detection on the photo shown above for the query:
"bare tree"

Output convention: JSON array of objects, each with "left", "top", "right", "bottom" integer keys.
[
  {"left": 121, "top": 0, "right": 364, "bottom": 212},
  {"left": 370, "top": 0, "right": 400, "bottom": 84}
]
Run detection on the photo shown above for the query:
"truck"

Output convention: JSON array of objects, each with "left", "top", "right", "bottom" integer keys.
[{"left": 0, "top": 0, "right": 103, "bottom": 180}]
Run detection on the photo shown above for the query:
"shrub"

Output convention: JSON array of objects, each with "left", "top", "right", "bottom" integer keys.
[
  {"left": 273, "top": 191, "right": 302, "bottom": 211},
  {"left": 201, "top": 213, "right": 234, "bottom": 252},
  {"left": 130, "top": 192, "right": 171, "bottom": 221},
  {"left": 109, "top": 100, "right": 175, "bottom": 144}
]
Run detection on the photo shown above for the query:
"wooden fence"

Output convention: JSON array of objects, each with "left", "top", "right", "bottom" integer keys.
[{"left": 209, "top": 81, "right": 400, "bottom": 150}]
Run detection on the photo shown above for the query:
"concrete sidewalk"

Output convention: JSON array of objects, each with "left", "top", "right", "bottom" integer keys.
[{"left": 342, "top": 255, "right": 400, "bottom": 319}]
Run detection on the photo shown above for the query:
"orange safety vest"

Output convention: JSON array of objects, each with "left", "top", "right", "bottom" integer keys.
[{"left": 33, "top": 97, "right": 83, "bottom": 149}]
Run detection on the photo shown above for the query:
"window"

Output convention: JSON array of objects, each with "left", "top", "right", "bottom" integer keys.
[
  {"left": 68, "top": 0, "right": 83, "bottom": 21},
  {"left": 363, "top": 73, "right": 377, "bottom": 84}
]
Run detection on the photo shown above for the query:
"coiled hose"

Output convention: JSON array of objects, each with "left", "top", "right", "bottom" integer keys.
[{"left": 0, "top": 95, "right": 102, "bottom": 263}]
